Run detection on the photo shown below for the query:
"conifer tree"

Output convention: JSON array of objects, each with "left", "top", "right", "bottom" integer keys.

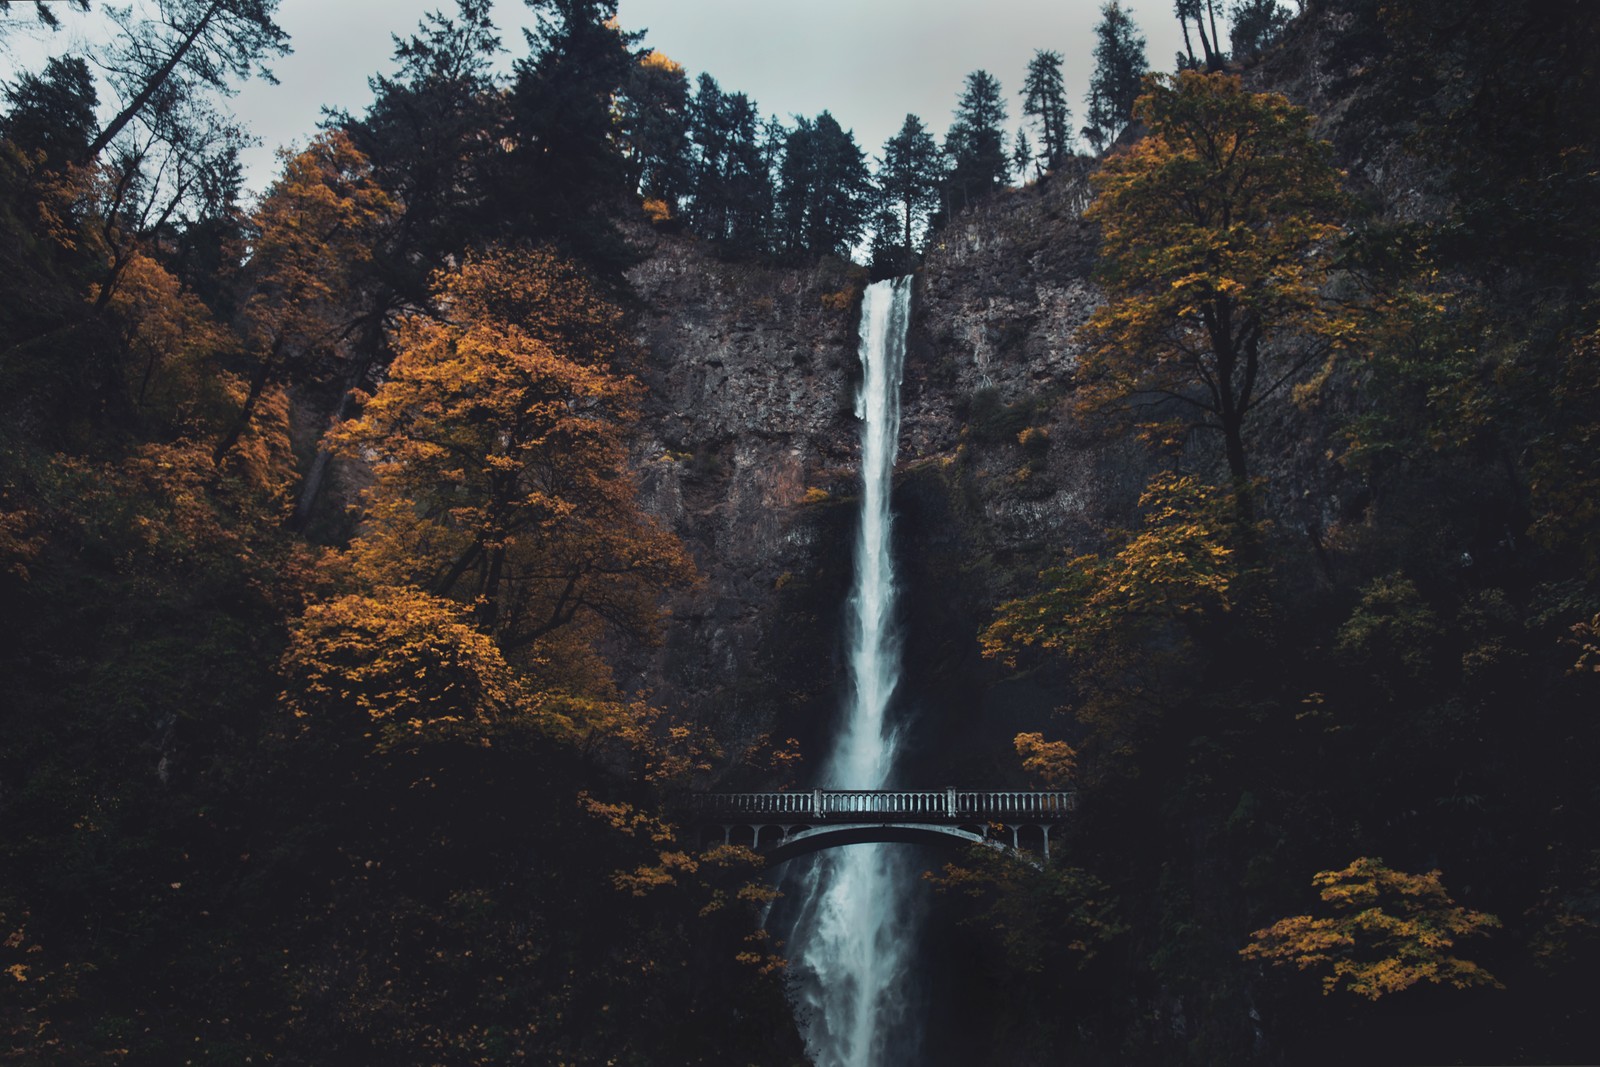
[
  {"left": 1229, "top": 0, "right": 1292, "bottom": 60},
  {"left": 1174, "top": 0, "right": 1225, "bottom": 70},
  {"left": 343, "top": 0, "right": 504, "bottom": 306},
  {"left": 875, "top": 112, "right": 943, "bottom": 250},
  {"left": 1020, "top": 50, "right": 1071, "bottom": 170},
  {"left": 1012, "top": 128, "right": 1036, "bottom": 183},
  {"left": 943, "top": 69, "right": 1009, "bottom": 212},
  {"left": 778, "top": 111, "right": 871, "bottom": 258},
  {"left": 687, "top": 75, "right": 774, "bottom": 254},
  {"left": 620, "top": 49, "right": 692, "bottom": 210},
  {"left": 501, "top": 0, "right": 639, "bottom": 274},
  {"left": 1083, "top": 1, "right": 1148, "bottom": 154}
]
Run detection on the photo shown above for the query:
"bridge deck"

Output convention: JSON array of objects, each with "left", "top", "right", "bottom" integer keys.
[{"left": 680, "top": 788, "right": 1075, "bottom": 823}]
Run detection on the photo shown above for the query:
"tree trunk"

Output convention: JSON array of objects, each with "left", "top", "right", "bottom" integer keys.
[{"left": 81, "top": 0, "right": 227, "bottom": 163}]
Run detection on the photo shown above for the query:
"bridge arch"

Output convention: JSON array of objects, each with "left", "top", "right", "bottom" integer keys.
[{"left": 760, "top": 822, "right": 1003, "bottom": 865}]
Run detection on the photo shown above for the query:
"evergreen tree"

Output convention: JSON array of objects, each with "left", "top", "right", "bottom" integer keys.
[
  {"left": 501, "top": 0, "right": 640, "bottom": 275},
  {"left": 943, "top": 69, "right": 1009, "bottom": 213},
  {"left": 720, "top": 92, "right": 773, "bottom": 254},
  {"left": 687, "top": 73, "right": 731, "bottom": 238},
  {"left": 1174, "top": 0, "right": 1225, "bottom": 70},
  {"left": 1, "top": 55, "right": 98, "bottom": 164},
  {"left": 778, "top": 111, "right": 871, "bottom": 258},
  {"left": 1020, "top": 49, "right": 1072, "bottom": 170},
  {"left": 1083, "top": 1, "right": 1149, "bottom": 154},
  {"left": 687, "top": 75, "right": 774, "bottom": 255},
  {"left": 875, "top": 112, "right": 943, "bottom": 250},
  {"left": 342, "top": 0, "right": 504, "bottom": 306},
  {"left": 620, "top": 49, "right": 692, "bottom": 210},
  {"left": 1229, "top": 0, "right": 1293, "bottom": 60},
  {"left": 1012, "top": 128, "right": 1036, "bottom": 183}
]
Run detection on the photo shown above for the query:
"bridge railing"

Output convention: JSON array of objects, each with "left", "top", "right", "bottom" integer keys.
[{"left": 680, "top": 789, "right": 1076, "bottom": 821}]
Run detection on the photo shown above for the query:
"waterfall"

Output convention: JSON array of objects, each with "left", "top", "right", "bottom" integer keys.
[{"left": 786, "top": 276, "right": 917, "bottom": 1067}]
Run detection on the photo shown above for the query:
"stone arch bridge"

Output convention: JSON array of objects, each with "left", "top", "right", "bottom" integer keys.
[{"left": 678, "top": 789, "right": 1076, "bottom": 866}]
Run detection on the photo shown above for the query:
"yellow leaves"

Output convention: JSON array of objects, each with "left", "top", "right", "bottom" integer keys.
[
  {"left": 1242, "top": 857, "right": 1503, "bottom": 999},
  {"left": 333, "top": 246, "right": 692, "bottom": 653},
  {"left": 1014, "top": 732, "right": 1077, "bottom": 788},
  {"left": 1078, "top": 70, "right": 1352, "bottom": 452},
  {"left": 280, "top": 587, "right": 537, "bottom": 753},
  {"left": 1568, "top": 615, "right": 1600, "bottom": 675},
  {"left": 639, "top": 49, "right": 684, "bottom": 76},
  {"left": 983, "top": 472, "right": 1259, "bottom": 666}
]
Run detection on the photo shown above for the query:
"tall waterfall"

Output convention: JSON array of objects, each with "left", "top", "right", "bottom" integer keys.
[{"left": 787, "top": 277, "right": 917, "bottom": 1067}]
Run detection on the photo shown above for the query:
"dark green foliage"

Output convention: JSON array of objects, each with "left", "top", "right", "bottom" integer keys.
[
  {"left": 875, "top": 112, "right": 943, "bottom": 253},
  {"left": 1083, "top": 1, "right": 1148, "bottom": 154},
  {"left": 499, "top": 0, "right": 641, "bottom": 276},
  {"left": 621, "top": 50, "right": 693, "bottom": 208},
  {"left": 341, "top": 0, "right": 504, "bottom": 308},
  {"left": 1020, "top": 50, "right": 1072, "bottom": 171},
  {"left": 1229, "top": 0, "right": 1293, "bottom": 59},
  {"left": 686, "top": 74, "right": 775, "bottom": 256},
  {"left": 943, "top": 69, "right": 1009, "bottom": 213},
  {"left": 1, "top": 56, "right": 98, "bottom": 163},
  {"left": 778, "top": 111, "right": 871, "bottom": 258}
]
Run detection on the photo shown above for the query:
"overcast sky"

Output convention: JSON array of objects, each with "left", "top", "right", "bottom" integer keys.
[{"left": 2, "top": 0, "right": 1187, "bottom": 196}]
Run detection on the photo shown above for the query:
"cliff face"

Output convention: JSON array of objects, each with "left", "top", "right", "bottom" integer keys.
[
  {"left": 622, "top": 233, "right": 868, "bottom": 757},
  {"left": 622, "top": 177, "right": 1156, "bottom": 776}
]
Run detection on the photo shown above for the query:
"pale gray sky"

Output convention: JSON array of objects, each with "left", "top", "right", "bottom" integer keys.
[{"left": 2, "top": 0, "right": 1187, "bottom": 195}]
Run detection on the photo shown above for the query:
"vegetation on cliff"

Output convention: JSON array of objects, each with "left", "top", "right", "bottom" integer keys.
[{"left": 2, "top": 0, "right": 1597, "bottom": 1063}]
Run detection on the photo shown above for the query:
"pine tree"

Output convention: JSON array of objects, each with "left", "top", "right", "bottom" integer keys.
[
  {"left": 1229, "top": 0, "right": 1293, "bottom": 61},
  {"left": 876, "top": 113, "right": 943, "bottom": 249},
  {"left": 687, "top": 75, "right": 774, "bottom": 255},
  {"left": 1012, "top": 128, "right": 1036, "bottom": 183},
  {"left": 620, "top": 49, "right": 692, "bottom": 210},
  {"left": 778, "top": 111, "right": 871, "bottom": 258},
  {"left": 1020, "top": 50, "right": 1071, "bottom": 170},
  {"left": 1083, "top": 1, "right": 1149, "bottom": 154},
  {"left": 501, "top": 0, "right": 640, "bottom": 274},
  {"left": 1174, "top": 0, "right": 1225, "bottom": 70},
  {"left": 343, "top": 0, "right": 504, "bottom": 306},
  {"left": 944, "top": 69, "right": 1009, "bottom": 213}
]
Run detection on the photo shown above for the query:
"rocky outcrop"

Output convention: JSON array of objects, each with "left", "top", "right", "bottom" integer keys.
[{"left": 622, "top": 231, "right": 868, "bottom": 751}]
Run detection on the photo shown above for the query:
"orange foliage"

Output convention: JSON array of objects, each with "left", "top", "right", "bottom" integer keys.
[
  {"left": 334, "top": 246, "right": 694, "bottom": 653},
  {"left": 1242, "top": 856, "right": 1503, "bottom": 999}
]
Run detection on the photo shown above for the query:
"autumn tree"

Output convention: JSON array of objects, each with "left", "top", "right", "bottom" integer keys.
[
  {"left": 214, "top": 129, "right": 397, "bottom": 467},
  {"left": 1242, "top": 857, "right": 1503, "bottom": 999},
  {"left": 1079, "top": 72, "right": 1350, "bottom": 508},
  {"left": 1083, "top": 1, "right": 1148, "bottom": 154},
  {"left": 333, "top": 246, "right": 693, "bottom": 654},
  {"left": 1020, "top": 50, "right": 1072, "bottom": 171},
  {"left": 982, "top": 472, "right": 1265, "bottom": 764}
]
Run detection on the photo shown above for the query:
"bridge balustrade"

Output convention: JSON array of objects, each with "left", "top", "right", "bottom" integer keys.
[{"left": 681, "top": 788, "right": 1076, "bottom": 821}]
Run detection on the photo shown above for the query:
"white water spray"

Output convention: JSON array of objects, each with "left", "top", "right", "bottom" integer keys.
[{"left": 788, "top": 277, "right": 917, "bottom": 1067}]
